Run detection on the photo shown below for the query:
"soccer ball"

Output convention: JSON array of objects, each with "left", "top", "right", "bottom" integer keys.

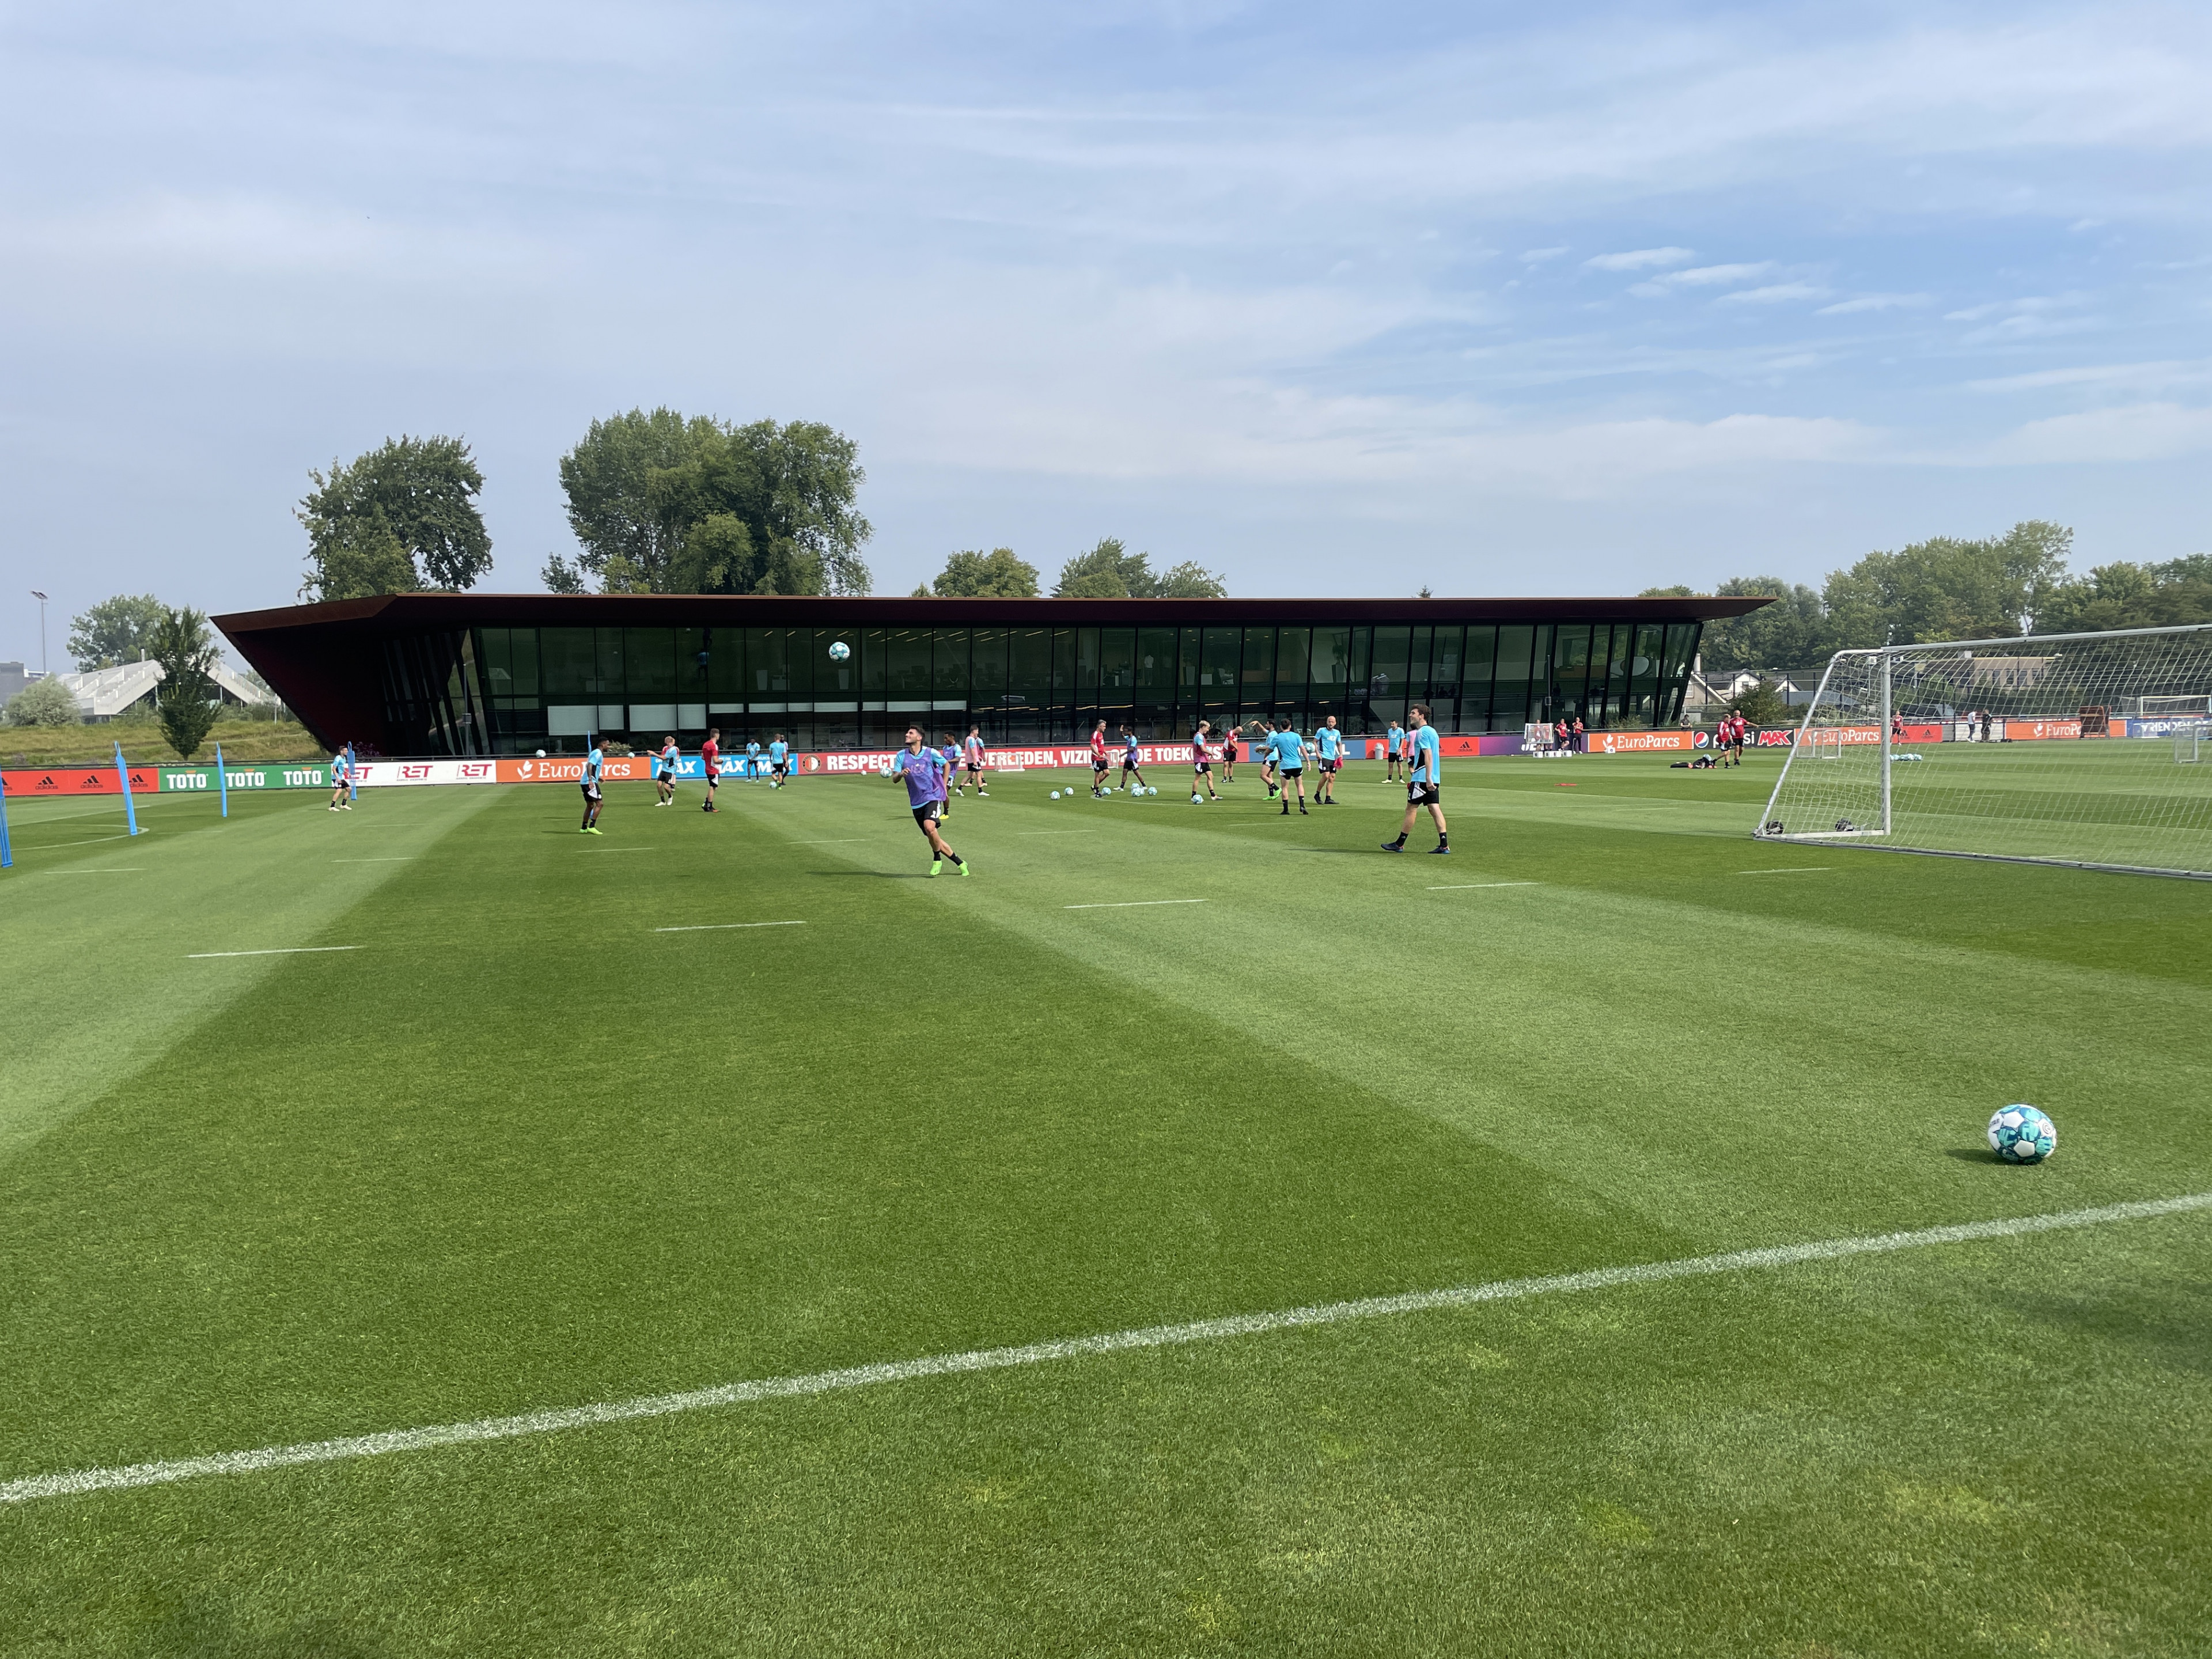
[
  {"left": 535, "top": 749, "right": 547, "bottom": 759},
  {"left": 1050, "top": 790, "right": 1060, "bottom": 800},
  {"left": 1987, "top": 1105, "right": 2057, "bottom": 1164},
  {"left": 828, "top": 640, "right": 851, "bottom": 661}
]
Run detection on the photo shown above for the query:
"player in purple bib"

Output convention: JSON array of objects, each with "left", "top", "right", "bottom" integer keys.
[{"left": 893, "top": 725, "right": 969, "bottom": 877}]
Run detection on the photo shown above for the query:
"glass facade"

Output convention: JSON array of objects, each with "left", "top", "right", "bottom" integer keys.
[{"left": 460, "top": 619, "right": 1704, "bottom": 755}]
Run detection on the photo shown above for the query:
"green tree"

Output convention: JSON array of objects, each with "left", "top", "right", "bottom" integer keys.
[
  {"left": 66, "top": 594, "right": 165, "bottom": 668},
  {"left": 925, "top": 548, "right": 1041, "bottom": 597},
  {"left": 1053, "top": 538, "right": 1227, "bottom": 598},
  {"left": 1823, "top": 520, "right": 2071, "bottom": 646},
  {"left": 150, "top": 606, "right": 221, "bottom": 760},
  {"left": 4, "top": 676, "right": 80, "bottom": 727},
  {"left": 558, "top": 408, "right": 872, "bottom": 595},
  {"left": 298, "top": 435, "right": 493, "bottom": 601},
  {"left": 1696, "top": 577, "right": 1828, "bottom": 669},
  {"left": 2033, "top": 554, "right": 2212, "bottom": 634},
  {"left": 1725, "top": 675, "right": 1791, "bottom": 726}
]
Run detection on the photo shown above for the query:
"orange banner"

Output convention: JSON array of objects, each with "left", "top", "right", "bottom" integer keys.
[
  {"left": 1588, "top": 729, "right": 1698, "bottom": 754},
  {"left": 495, "top": 756, "right": 658, "bottom": 783}
]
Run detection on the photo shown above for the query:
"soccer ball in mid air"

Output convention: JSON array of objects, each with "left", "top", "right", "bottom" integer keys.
[
  {"left": 1987, "top": 1105, "right": 2056, "bottom": 1164},
  {"left": 828, "top": 640, "right": 851, "bottom": 661}
]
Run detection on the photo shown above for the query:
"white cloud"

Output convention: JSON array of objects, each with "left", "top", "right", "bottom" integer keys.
[
  {"left": 1976, "top": 402, "right": 2212, "bottom": 464},
  {"left": 1816, "top": 293, "right": 1930, "bottom": 315},
  {"left": 1665, "top": 262, "right": 1777, "bottom": 286},
  {"left": 1520, "top": 246, "right": 1568, "bottom": 262},
  {"left": 1714, "top": 283, "right": 1831, "bottom": 305},
  {"left": 1965, "top": 359, "right": 2212, "bottom": 393},
  {"left": 1584, "top": 247, "right": 1695, "bottom": 271}
]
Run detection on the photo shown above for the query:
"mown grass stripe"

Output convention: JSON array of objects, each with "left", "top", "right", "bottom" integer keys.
[{"left": 6, "top": 1191, "right": 2202, "bottom": 1508}]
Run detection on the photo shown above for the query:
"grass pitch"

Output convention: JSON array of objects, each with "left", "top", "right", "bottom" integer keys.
[{"left": 3, "top": 757, "right": 2208, "bottom": 1656}]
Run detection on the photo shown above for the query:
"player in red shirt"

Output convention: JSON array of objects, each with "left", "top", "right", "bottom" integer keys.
[
  {"left": 1089, "top": 719, "right": 1109, "bottom": 798},
  {"left": 700, "top": 729, "right": 722, "bottom": 812}
]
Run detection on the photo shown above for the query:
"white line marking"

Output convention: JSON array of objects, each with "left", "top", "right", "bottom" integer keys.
[
  {"left": 1738, "top": 867, "right": 1833, "bottom": 874},
  {"left": 653, "top": 921, "right": 808, "bottom": 933},
  {"left": 1063, "top": 899, "right": 1207, "bottom": 910},
  {"left": 3, "top": 1192, "right": 2200, "bottom": 1508},
  {"left": 51, "top": 868, "right": 143, "bottom": 873},
  {"left": 335, "top": 857, "right": 416, "bottom": 863},
  {"left": 1018, "top": 830, "right": 1100, "bottom": 836},
  {"left": 186, "top": 946, "right": 362, "bottom": 959},
  {"left": 790, "top": 838, "right": 874, "bottom": 844},
  {"left": 22, "top": 833, "right": 139, "bottom": 850},
  {"left": 1427, "top": 882, "right": 1539, "bottom": 891}
]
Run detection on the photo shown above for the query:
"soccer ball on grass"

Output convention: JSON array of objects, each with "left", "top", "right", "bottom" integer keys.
[{"left": 1987, "top": 1105, "right": 2056, "bottom": 1164}]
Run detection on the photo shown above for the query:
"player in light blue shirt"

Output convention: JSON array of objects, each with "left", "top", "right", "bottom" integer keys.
[
  {"left": 1117, "top": 725, "right": 1150, "bottom": 794},
  {"left": 1267, "top": 718, "right": 1308, "bottom": 816},
  {"left": 896, "top": 725, "right": 968, "bottom": 876},
  {"left": 1314, "top": 715, "right": 1343, "bottom": 805},
  {"left": 327, "top": 747, "right": 351, "bottom": 812},
  {"left": 1381, "top": 704, "right": 1448, "bottom": 854},
  {"left": 768, "top": 734, "right": 791, "bottom": 783},
  {"left": 1385, "top": 719, "right": 1406, "bottom": 783},
  {"left": 579, "top": 740, "right": 605, "bottom": 835},
  {"left": 654, "top": 736, "right": 680, "bottom": 806},
  {"left": 744, "top": 738, "right": 762, "bottom": 781}
]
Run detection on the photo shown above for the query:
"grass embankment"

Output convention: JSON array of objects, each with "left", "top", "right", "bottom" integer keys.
[{"left": 1, "top": 718, "right": 319, "bottom": 768}]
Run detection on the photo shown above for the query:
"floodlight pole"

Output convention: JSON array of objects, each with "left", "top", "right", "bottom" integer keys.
[
  {"left": 1879, "top": 650, "right": 1893, "bottom": 836},
  {"left": 29, "top": 590, "right": 48, "bottom": 676}
]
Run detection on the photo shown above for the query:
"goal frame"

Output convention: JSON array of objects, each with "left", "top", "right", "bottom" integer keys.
[{"left": 1755, "top": 621, "right": 2212, "bottom": 880}]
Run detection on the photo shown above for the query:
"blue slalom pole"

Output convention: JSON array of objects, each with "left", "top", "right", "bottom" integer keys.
[
  {"left": 0, "top": 771, "right": 13, "bottom": 869},
  {"left": 215, "top": 742, "right": 229, "bottom": 818},
  {"left": 116, "top": 742, "right": 141, "bottom": 836}
]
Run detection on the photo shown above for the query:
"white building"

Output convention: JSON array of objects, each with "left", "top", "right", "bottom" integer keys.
[{"left": 52, "top": 659, "right": 267, "bottom": 721}]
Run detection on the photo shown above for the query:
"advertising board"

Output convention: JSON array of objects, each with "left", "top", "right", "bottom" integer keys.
[{"left": 0, "top": 764, "right": 164, "bottom": 797}]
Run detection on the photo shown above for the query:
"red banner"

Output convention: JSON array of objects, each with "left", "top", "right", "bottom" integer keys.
[{"left": 1, "top": 765, "right": 162, "bottom": 797}]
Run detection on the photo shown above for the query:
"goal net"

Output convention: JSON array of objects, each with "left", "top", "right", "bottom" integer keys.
[{"left": 1755, "top": 622, "right": 2212, "bottom": 877}]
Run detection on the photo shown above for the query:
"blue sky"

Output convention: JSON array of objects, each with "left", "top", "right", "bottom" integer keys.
[{"left": 2, "top": 1, "right": 2207, "bottom": 668}]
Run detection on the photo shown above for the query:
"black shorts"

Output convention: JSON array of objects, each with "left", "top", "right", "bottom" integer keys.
[
  {"left": 1194, "top": 761, "right": 1211, "bottom": 774},
  {"left": 1093, "top": 757, "right": 1108, "bottom": 773},
  {"left": 1320, "top": 759, "right": 1339, "bottom": 774},
  {"left": 1279, "top": 766, "right": 1303, "bottom": 779},
  {"left": 582, "top": 782, "right": 602, "bottom": 801},
  {"left": 911, "top": 801, "right": 941, "bottom": 827},
  {"left": 1122, "top": 760, "right": 1141, "bottom": 772},
  {"left": 774, "top": 762, "right": 790, "bottom": 777},
  {"left": 704, "top": 772, "right": 719, "bottom": 787},
  {"left": 1407, "top": 781, "right": 1440, "bottom": 807}
]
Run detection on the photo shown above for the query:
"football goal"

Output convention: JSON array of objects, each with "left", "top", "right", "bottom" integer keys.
[{"left": 1755, "top": 622, "right": 2212, "bottom": 878}]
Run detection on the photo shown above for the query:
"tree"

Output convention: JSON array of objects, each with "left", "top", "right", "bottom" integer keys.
[
  {"left": 556, "top": 408, "right": 872, "bottom": 595},
  {"left": 1823, "top": 521, "right": 2071, "bottom": 647},
  {"left": 1696, "top": 577, "right": 1828, "bottom": 669},
  {"left": 2033, "top": 554, "right": 2212, "bottom": 635},
  {"left": 67, "top": 594, "right": 165, "bottom": 668},
  {"left": 1725, "top": 675, "right": 1791, "bottom": 726},
  {"left": 298, "top": 435, "right": 493, "bottom": 601},
  {"left": 925, "top": 548, "right": 1041, "bottom": 597},
  {"left": 150, "top": 605, "right": 220, "bottom": 760},
  {"left": 1053, "top": 538, "right": 1228, "bottom": 598},
  {"left": 3, "top": 676, "right": 79, "bottom": 727}
]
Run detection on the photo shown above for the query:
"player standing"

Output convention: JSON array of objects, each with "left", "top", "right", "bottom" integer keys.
[
  {"left": 700, "top": 728, "right": 722, "bottom": 812},
  {"left": 744, "top": 737, "right": 762, "bottom": 782},
  {"left": 1571, "top": 716, "right": 1585, "bottom": 751},
  {"left": 768, "top": 733, "right": 790, "bottom": 785},
  {"left": 1119, "top": 725, "right": 1148, "bottom": 794},
  {"left": 1090, "top": 719, "right": 1110, "bottom": 797},
  {"left": 1189, "top": 719, "right": 1222, "bottom": 802},
  {"left": 963, "top": 725, "right": 988, "bottom": 797},
  {"left": 579, "top": 737, "right": 605, "bottom": 834},
  {"left": 1219, "top": 723, "right": 1239, "bottom": 783},
  {"left": 655, "top": 734, "right": 680, "bottom": 805},
  {"left": 1385, "top": 718, "right": 1405, "bottom": 782},
  {"left": 1315, "top": 715, "right": 1342, "bottom": 804},
  {"left": 1268, "top": 717, "right": 1308, "bottom": 815},
  {"left": 1381, "top": 705, "right": 1447, "bottom": 854},
  {"left": 328, "top": 745, "right": 350, "bottom": 812},
  {"left": 895, "top": 725, "right": 969, "bottom": 876}
]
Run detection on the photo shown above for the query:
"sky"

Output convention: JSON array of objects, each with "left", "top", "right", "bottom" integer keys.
[{"left": 2, "top": 0, "right": 2207, "bottom": 670}]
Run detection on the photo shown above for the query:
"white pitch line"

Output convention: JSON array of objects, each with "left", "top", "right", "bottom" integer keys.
[
  {"left": 186, "top": 946, "right": 362, "bottom": 960},
  {"left": 1737, "top": 867, "right": 1834, "bottom": 874},
  {"left": 50, "top": 868, "right": 143, "bottom": 873},
  {"left": 1428, "top": 882, "right": 1539, "bottom": 891},
  {"left": 1018, "top": 830, "right": 1101, "bottom": 836},
  {"left": 653, "top": 921, "right": 808, "bottom": 933},
  {"left": 4, "top": 1192, "right": 2202, "bottom": 1509},
  {"left": 789, "top": 838, "right": 875, "bottom": 844},
  {"left": 335, "top": 857, "right": 417, "bottom": 863},
  {"left": 1063, "top": 899, "right": 1207, "bottom": 910}
]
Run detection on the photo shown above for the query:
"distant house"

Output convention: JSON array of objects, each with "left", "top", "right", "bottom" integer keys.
[
  {"left": 1965, "top": 656, "right": 2057, "bottom": 692},
  {"left": 0, "top": 662, "right": 28, "bottom": 704},
  {"left": 52, "top": 660, "right": 266, "bottom": 722}
]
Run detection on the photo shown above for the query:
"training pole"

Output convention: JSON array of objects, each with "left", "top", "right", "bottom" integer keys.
[
  {"left": 0, "top": 771, "right": 13, "bottom": 869},
  {"left": 115, "top": 743, "right": 141, "bottom": 836},
  {"left": 215, "top": 743, "right": 229, "bottom": 819}
]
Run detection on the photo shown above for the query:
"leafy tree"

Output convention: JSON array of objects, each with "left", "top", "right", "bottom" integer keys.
[
  {"left": 4, "top": 676, "right": 79, "bottom": 727},
  {"left": 1823, "top": 521, "right": 2071, "bottom": 647},
  {"left": 1638, "top": 584, "right": 1696, "bottom": 598},
  {"left": 1725, "top": 675, "right": 1791, "bottom": 726},
  {"left": 67, "top": 594, "right": 165, "bottom": 668},
  {"left": 925, "top": 548, "right": 1041, "bottom": 597},
  {"left": 1696, "top": 577, "right": 1828, "bottom": 670},
  {"left": 150, "top": 605, "right": 221, "bottom": 760},
  {"left": 298, "top": 435, "right": 492, "bottom": 600},
  {"left": 1053, "top": 538, "right": 1227, "bottom": 598},
  {"left": 557, "top": 408, "right": 872, "bottom": 595},
  {"left": 2033, "top": 554, "right": 2212, "bottom": 634}
]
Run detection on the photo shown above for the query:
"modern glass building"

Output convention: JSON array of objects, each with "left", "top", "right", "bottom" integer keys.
[{"left": 217, "top": 593, "right": 1770, "bottom": 756}]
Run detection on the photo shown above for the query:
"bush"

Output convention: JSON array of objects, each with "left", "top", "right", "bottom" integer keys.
[{"left": 4, "top": 677, "right": 79, "bottom": 727}]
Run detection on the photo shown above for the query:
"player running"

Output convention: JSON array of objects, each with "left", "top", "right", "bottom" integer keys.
[
  {"left": 1381, "top": 704, "right": 1447, "bottom": 854},
  {"left": 700, "top": 729, "right": 722, "bottom": 812},
  {"left": 579, "top": 737, "right": 605, "bottom": 834},
  {"left": 1090, "top": 719, "right": 1111, "bottom": 798},
  {"left": 962, "top": 726, "right": 988, "bottom": 797},
  {"left": 654, "top": 734, "right": 680, "bottom": 805},
  {"left": 1267, "top": 717, "right": 1308, "bottom": 816},
  {"left": 1189, "top": 719, "right": 1222, "bottom": 802},
  {"left": 768, "top": 733, "right": 790, "bottom": 784},
  {"left": 327, "top": 746, "right": 351, "bottom": 812},
  {"left": 1119, "top": 725, "right": 1149, "bottom": 794},
  {"left": 1385, "top": 719, "right": 1406, "bottom": 782},
  {"left": 1315, "top": 715, "right": 1342, "bottom": 804},
  {"left": 894, "top": 725, "right": 969, "bottom": 876}
]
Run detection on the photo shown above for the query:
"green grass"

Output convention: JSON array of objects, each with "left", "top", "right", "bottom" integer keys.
[
  {"left": 1, "top": 717, "right": 315, "bottom": 768},
  {"left": 3, "top": 756, "right": 2208, "bottom": 1656}
]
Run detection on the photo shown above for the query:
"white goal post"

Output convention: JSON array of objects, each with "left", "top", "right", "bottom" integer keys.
[{"left": 1755, "top": 622, "right": 2212, "bottom": 878}]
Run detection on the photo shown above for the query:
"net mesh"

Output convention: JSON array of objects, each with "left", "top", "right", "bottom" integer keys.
[{"left": 1755, "top": 623, "right": 2212, "bottom": 877}]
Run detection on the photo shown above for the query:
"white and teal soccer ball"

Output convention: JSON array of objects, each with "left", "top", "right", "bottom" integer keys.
[
  {"left": 828, "top": 640, "right": 851, "bottom": 661},
  {"left": 1987, "top": 1105, "right": 2057, "bottom": 1164},
  {"left": 1050, "top": 790, "right": 1060, "bottom": 800}
]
